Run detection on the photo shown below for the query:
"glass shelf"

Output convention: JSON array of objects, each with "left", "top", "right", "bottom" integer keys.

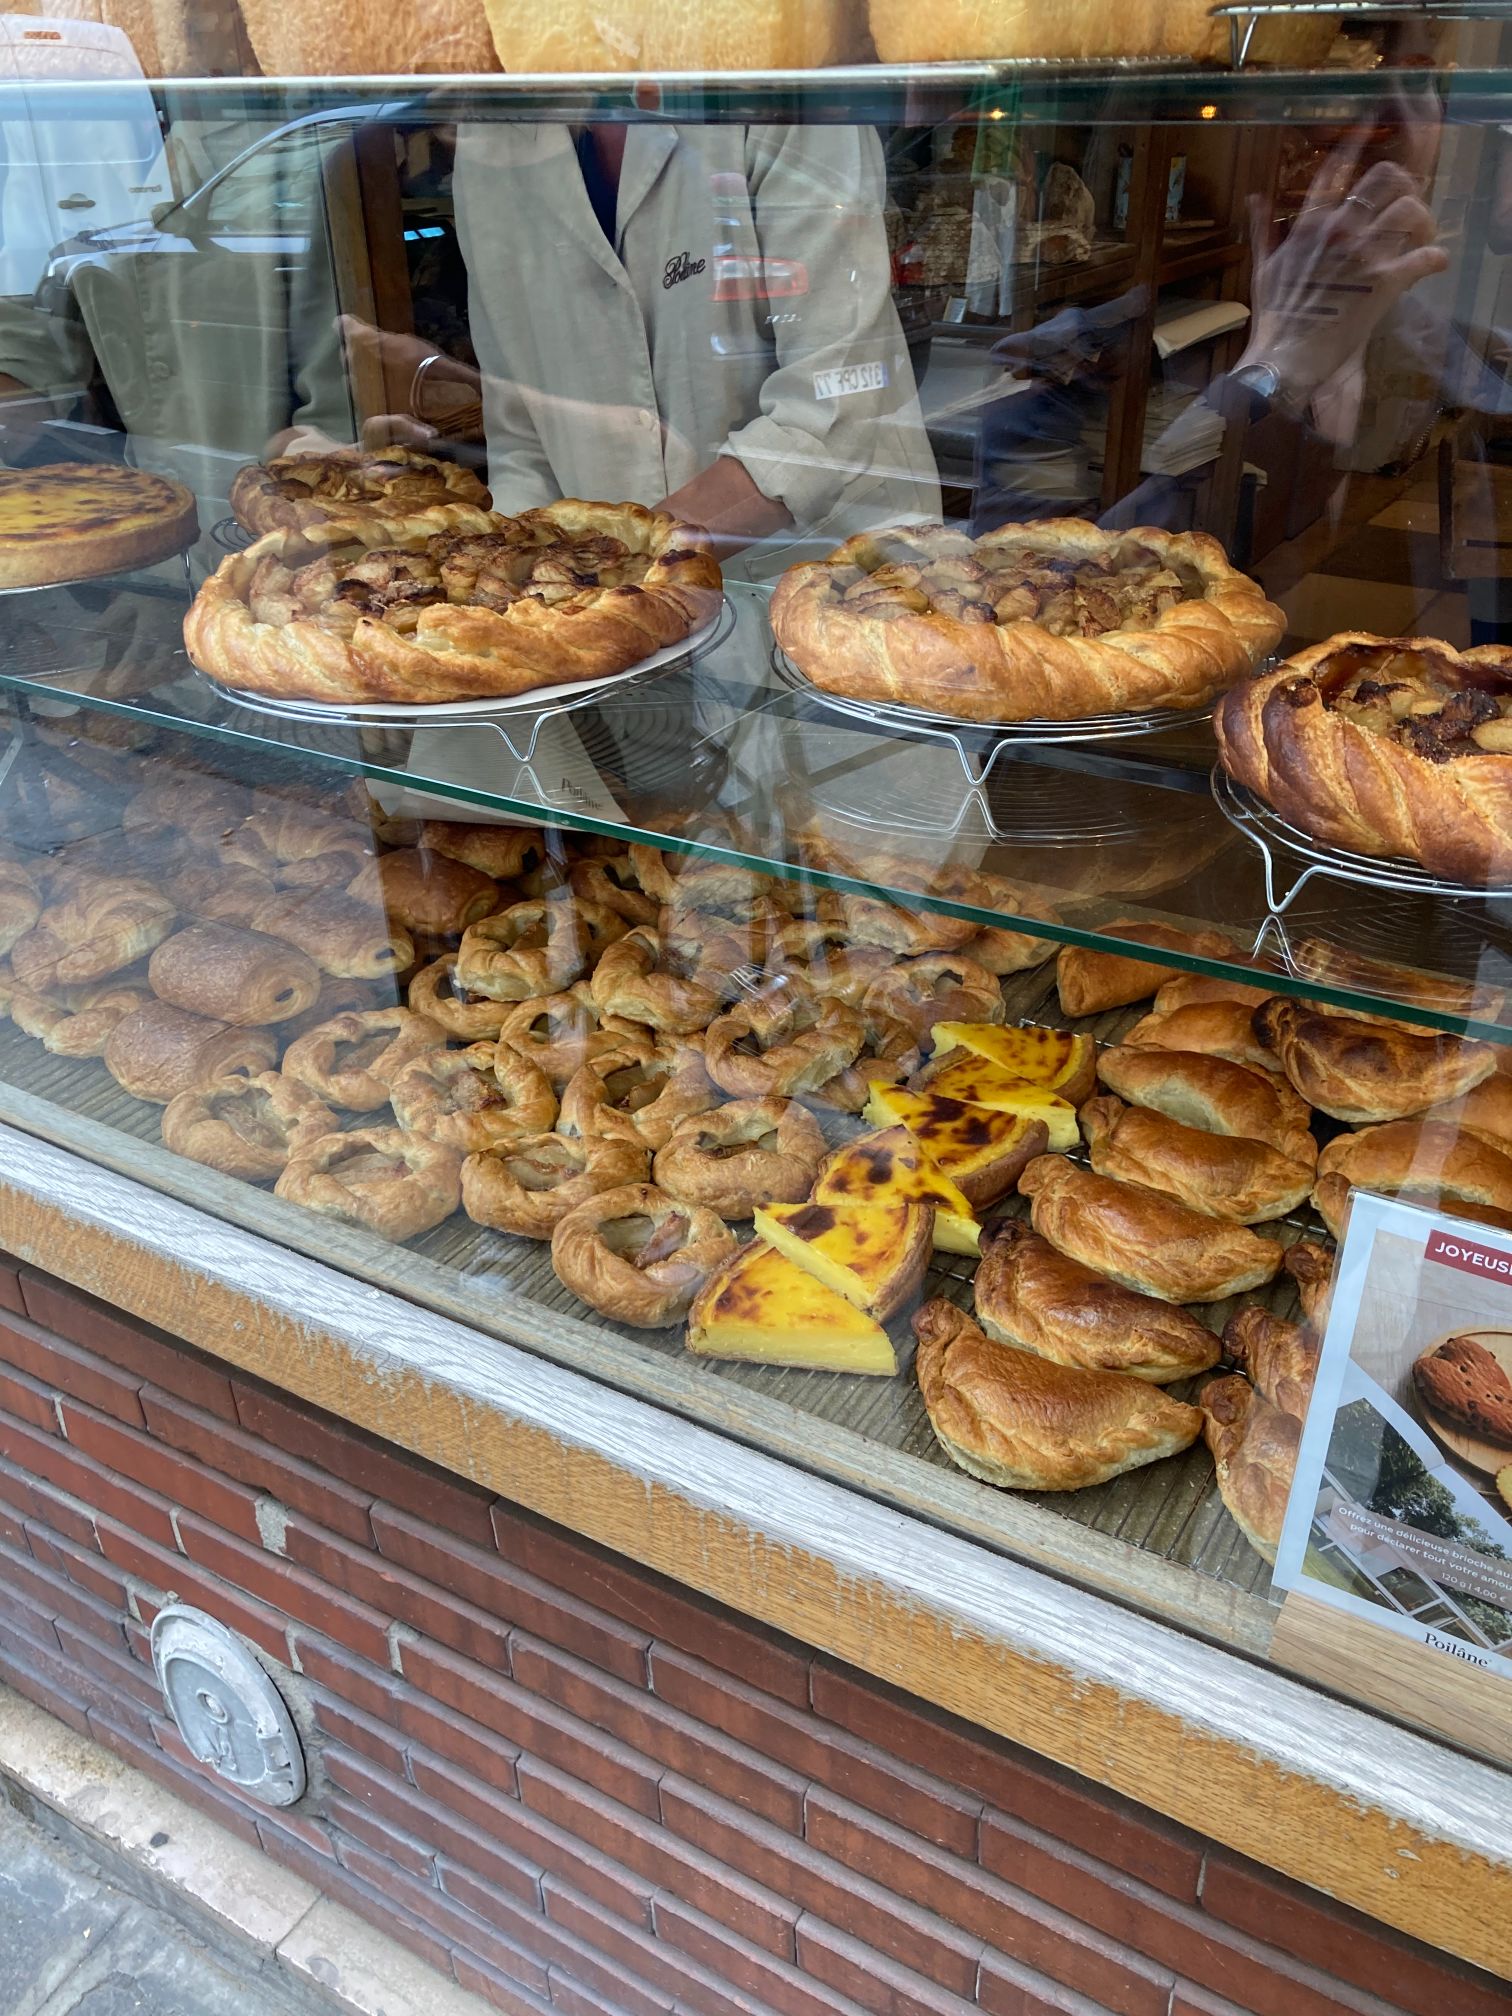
[
  {"left": 4, "top": 59, "right": 1505, "bottom": 128},
  {"left": 8, "top": 572, "right": 1512, "bottom": 1046}
]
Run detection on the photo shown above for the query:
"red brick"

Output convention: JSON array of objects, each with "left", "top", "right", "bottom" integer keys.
[
  {"left": 543, "top": 1880, "right": 765, "bottom": 2016},
  {"left": 512, "top": 1633, "right": 805, "bottom": 1832},
  {"left": 410, "top": 1747, "right": 654, "bottom": 1932},
  {"left": 140, "top": 1387, "right": 375, "bottom": 1546},
  {"left": 52, "top": 1619, "right": 157, "bottom": 1712},
  {"left": 124, "top": 1617, "right": 152, "bottom": 1664},
  {"left": 85, "top": 1711, "right": 262, "bottom": 1848},
  {"left": 0, "top": 1256, "right": 25, "bottom": 1315},
  {"left": 518, "top": 1757, "right": 796, "bottom": 1957},
  {"left": 232, "top": 1381, "right": 495, "bottom": 1545},
  {"left": 802, "top": 1789, "right": 1166, "bottom": 2016},
  {"left": 399, "top": 1635, "right": 660, "bottom": 1818},
  {"left": 20, "top": 1276, "right": 236, "bottom": 1418},
  {"left": 0, "top": 1410, "right": 178, "bottom": 1549},
  {"left": 546, "top": 1974, "right": 636, "bottom": 2016},
  {"left": 0, "top": 1454, "right": 33, "bottom": 1522},
  {"left": 283, "top": 1513, "right": 512, "bottom": 1671},
  {"left": 97, "top": 1515, "right": 298, "bottom": 1666},
  {"left": 0, "top": 1537, "right": 125, "bottom": 1648},
  {"left": 655, "top": 1896, "right": 873, "bottom": 2016},
  {"left": 0, "top": 1500, "right": 24, "bottom": 1551},
  {"left": 794, "top": 1917, "right": 983, "bottom": 2016},
  {"left": 663, "top": 1772, "right": 980, "bottom": 1993},
  {"left": 296, "top": 1635, "right": 404, "bottom": 1721},
  {"left": 1199, "top": 1855, "right": 1509, "bottom": 2016},
  {"left": 260, "top": 1821, "right": 455, "bottom": 1977},
  {"left": 328, "top": 1796, "right": 438, "bottom": 1882},
  {"left": 340, "top": 1838, "right": 554, "bottom": 2000},
  {"left": 372, "top": 1504, "right": 649, "bottom": 1687},
  {"left": 0, "top": 1313, "right": 146, "bottom": 1425},
  {"left": 0, "top": 1365, "right": 59, "bottom": 1433},
  {"left": 812, "top": 1660, "right": 1201, "bottom": 1904},
  {"left": 324, "top": 1747, "right": 542, "bottom": 1909},
  {"left": 453, "top": 1953, "right": 552, "bottom": 2016},
  {"left": 0, "top": 1634, "right": 90, "bottom": 1735},
  {"left": 978, "top": 1950, "right": 1134, "bottom": 2016},
  {"left": 58, "top": 1400, "right": 264, "bottom": 1545},
  {"left": 11, "top": 1466, "right": 99, "bottom": 1549},
  {"left": 491, "top": 1505, "right": 809, "bottom": 1708},
  {"left": 23, "top": 1524, "right": 126, "bottom": 1610},
  {"left": 175, "top": 1512, "right": 391, "bottom": 1666},
  {"left": 310, "top": 1692, "right": 411, "bottom": 1776},
  {"left": 651, "top": 1645, "right": 980, "bottom": 1856}
]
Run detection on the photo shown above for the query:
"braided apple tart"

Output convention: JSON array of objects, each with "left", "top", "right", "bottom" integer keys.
[
  {"left": 1215, "top": 633, "right": 1512, "bottom": 883},
  {"left": 185, "top": 503, "right": 722, "bottom": 706},
  {"left": 771, "top": 520, "right": 1283, "bottom": 724},
  {"left": 230, "top": 446, "right": 493, "bottom": 544}
]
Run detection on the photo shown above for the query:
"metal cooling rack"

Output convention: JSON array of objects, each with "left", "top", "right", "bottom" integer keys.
[{"left": 1211, "top": 0, "right": 1511, "bottom": 63}]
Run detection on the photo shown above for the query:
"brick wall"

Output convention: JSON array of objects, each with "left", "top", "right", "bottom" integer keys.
[{"left": 0, "top": 1246, "right": 1505, "bottom": 2016}]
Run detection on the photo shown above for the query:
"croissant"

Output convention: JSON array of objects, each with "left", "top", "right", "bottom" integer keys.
[
  {"left": 166, "top": 862, "right": 277, "bottom": 930},
  {"left": 974, "top": 1220, "right": 1219, "bottom": 1384},
  {"left": 1215, "top": 633, "right": 1512, "bottom": 883},
  {"left": 104, "top": 1001, "right": 276, "bottom": 1104},
  {"left": 346, "top": 848, "right": 499, "bottom": 938},
  {"left": 1283, "top": 1239, "right": 1336, "bottom": 1332},
  {"left": 10, "top": 875, "right": 176, "bottom": 989},
  {"left": 1201, "top": 1373, "right": 1301, "bottom": 1564},
  {"left": 1095, "top": 1043, "right": 1315, "bottom": 1164},
  {"left": 1080, "top": 1094, "right": 1314, "bottom": 1224},
  {"left": 148, "top": 925, "right": 322, "bottom": 1027},
  {"left": 1253, "top": 999, "right": 1495, "bottom": 1122},
  {"left": 250, "top": 889, "right": 414, "bottom": 981},
  {"left": 771, "top": 520, "right": 1283, "bottom": 724},
  {"left": 1121, "top": 1000, "right": 1281, "bottom": 1077},
  {"left": 1017, "top": 1154, "right": 1282, "bottom": 1303},
  {"left": 1222, "top": 1307, "right": 1320, "bottom": 1421},
  {"left": 913, "top": 1299, "right": 1203, "bottom": 1491},
  {"left": 1056, "top": 923, "right": 1242, "bottom": 1018}
]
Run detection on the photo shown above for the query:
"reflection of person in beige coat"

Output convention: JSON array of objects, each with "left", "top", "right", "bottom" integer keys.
[{"left": 378, "top": 122, "right": 941, "bottom": 567}]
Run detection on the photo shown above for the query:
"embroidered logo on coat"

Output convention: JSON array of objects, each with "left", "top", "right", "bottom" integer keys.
[{"left": 663, "top": 250, "right": 707, "bottom": 290}]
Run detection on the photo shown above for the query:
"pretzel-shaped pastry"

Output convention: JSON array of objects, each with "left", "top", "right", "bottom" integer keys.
[
  {"left": 408, "top": 953, "right": 512, "bottom": 1039},
  {"left": 185, "top": 503, "right": 722, "bottom": 706},
  {"left": 653, "top": 1098, "right": 827, "bottom": 1219},
  {"left": 282, "top": 1007, "right": 447, "bottom": 1112},
  {"left": 230, "top": 445, "right": 493, "bottom": 542},
  {"left": 589, "top": 927, "right": 723, "bottom": 1036},
  {"left": 832, "top": 889, "right": 979, "bottom": 955},
  {"left": 495, "top": 982, "right": 638, "bottom": 1088},
  {"left": 558, "top": 1037, "right": 716, "bottom": 1151},
  {"left": 659, "top": 898, "right": 792, "bottom": 982},
  {"left": 162, "top": 1071, "right": 339, "bottom": 1181},
  {"left": 457, "top": 896, "right": 625, "bottom": 1002},
  {"left": 771, "top": 520, "right": 1284, "bottom": 724},
  {"left": 390, "top": 1040, "right": 557, "bottom": 1152},
  {"left": 1215, "top": 633, "right": 1512, "bottom": 883},
  {"left": 808, "top": 1010, "right": 922, "bottom": 1113},
  {"left": 461, "top": 1130, "right": 649, "bottom": 1239},
  {"left": 275, "top": 1127, "right": 461, "bottom": 1242},
  {"left": 627, "top": 841, "right": 780, "bottom": 914},
  {"left": 703, "top": 986, "right": 865, "bottom": 1100},
  {"left": 568, "top": 853, "right": 659, "bottom": 927},
  {"left": 862, "top": 952, "right": 1004, "bottom": 1044},
  {"left": 550, "top": 1183, "right": 738, "bottom": 1328}
]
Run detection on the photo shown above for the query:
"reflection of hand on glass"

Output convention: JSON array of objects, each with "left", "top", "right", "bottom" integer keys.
[
  {"left": 1238, "top": 141, "right": 1448, "bottom": 437},
  {"left": 989, "top": 291, "right": 1149, "bottom": 391}
]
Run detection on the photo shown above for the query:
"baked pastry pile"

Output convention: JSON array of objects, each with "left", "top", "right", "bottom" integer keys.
[
  {"left": 230, "top": 447, "right": 493, "bottom": 544},
  {"left": 1216, "top": 633, "right": 1512, "bottom": 883},
  {"left": 771, "top": 520, "right": 1283, "bottom": 724},
  {"left": 0, "top": 462, "right": 198, "bottom": 589},
  {"left": 185, "top": 500, "right": 723, "bottom": 706}
]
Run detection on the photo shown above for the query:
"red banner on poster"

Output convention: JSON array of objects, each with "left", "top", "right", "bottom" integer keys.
[{"left": 1425, "top": 1228, "right": 1512, "bottom": 1285}]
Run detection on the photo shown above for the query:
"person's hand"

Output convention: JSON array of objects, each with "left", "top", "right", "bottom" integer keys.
[
  {"left": 990, "top": 289, "right": 1149, "bottom": 389},
  {"left": 657, "top": 456, "right": 792, "bottom": 556},
  {"left": 1240, "top": 139, "right": 1448, "bottom": 414},
  {"left": 334, "top": 315, "right": 482, "bottom": 452}
]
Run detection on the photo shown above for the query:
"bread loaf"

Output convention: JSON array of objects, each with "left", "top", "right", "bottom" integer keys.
[
  {"left": 1055, "top": 923, "right": 1241, "bottom": 1018},
  {"left": 974, "top": 1220, "right": 1219, "bottom": 1384},
  {"left": 487, "top": 0, "right": 863, "bottom": 71},
  {"left": 1201, "top": 1374, "right": 1301, "bottom": 1564},
  {"left": 1080, "top": 1094, "right": 1314, "bottom": 1224},
  {"left": 1017, "top": 1153, "right": 1282, "bottom": 1303},
  {"left": 869, "top": 0, "right": 1334, "bottom": 61},
  {"left": 239, "top": 0, "right": 496, "bottom": 74},
  {"left": 913, "top": 1299, "right": 1202, "bottom": 1492},
  {"left": 1254, "top": 999, "right": 1496, "bottom": 1122},
  {"left": 1095, "top": 1043, "right": 1315, "bottom": 1164}
]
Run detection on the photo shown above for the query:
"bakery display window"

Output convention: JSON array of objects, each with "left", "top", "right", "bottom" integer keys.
[{"left": 5, "top": 7, "right": 1512, "bottom": 1748}]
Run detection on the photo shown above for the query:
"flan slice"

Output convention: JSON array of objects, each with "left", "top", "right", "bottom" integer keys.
[
  {"left": 752, "top": 1199, "right": 932, "bottom": 1322},
  {"left": 929, "top": 1022, "right": 1097, "bottom": 1106},
  {"left": 862, "top": 1085, "right": 1050, "bottom": 1207},
  {"left": 901, "top": 1056, "right": 1078, "bottom": 1151},
  {"left": 811, "top": 1125, "right": 980, "bottom": 1256},
  {"left": 686, "top": 1242, "right": 897, "bottom": 1374}
]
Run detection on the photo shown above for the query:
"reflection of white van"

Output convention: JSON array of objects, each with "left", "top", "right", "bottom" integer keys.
[{"left": 0, "top": 14, "right": 171, "bottom": 301}]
